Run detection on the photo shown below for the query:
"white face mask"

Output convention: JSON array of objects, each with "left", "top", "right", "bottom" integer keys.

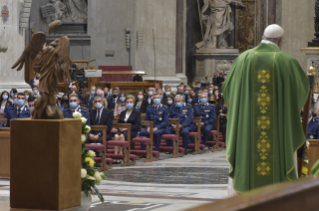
[
  {"left": 148, "top": 91, "right": 153, "bottom": 96},
  {"left": 165, "top": 92, "right": 171, "bottom": 96},
  {"left": 138, "top": 95, "right": 144, "bottom": 100}
]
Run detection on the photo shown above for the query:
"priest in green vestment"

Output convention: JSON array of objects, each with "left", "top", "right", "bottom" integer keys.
[{"left": 222, "top": 24, "right": 310, "bottom": 193}]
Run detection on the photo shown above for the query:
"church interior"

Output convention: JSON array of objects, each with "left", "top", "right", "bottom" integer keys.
[{"left": 1, "top": 0, "right": 319, "bottom": 211}]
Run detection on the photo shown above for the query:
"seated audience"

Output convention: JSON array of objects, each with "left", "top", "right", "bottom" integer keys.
[
  {"left": 104, "top": 87, "right": 112, "bottom": 99},
  {"left": 140, "top": 93, "right": 169, "bottom": 151},
  {"left": 113, "top": 95, "right": 141, "bottom": 163},
  {"left": 186, "top": 94, "right": 195, "bottom": 108},
  {"left": 191, "top": 93, "right": 216, "bottom": 145},
  {"left": 59, "top": 94, "right": 69, "bottom": 111},
  {"left": 193, "top": 82, "right": 202, "bottom": 93},
  {"left": 0, "top": 91, "right": 11, "bottom": 114},
  {"left": 176, "top": 85, "right": 184, "bottom": 95},
  {"left": 108, "top": 87, "right": 120, "bottom": 109},
  {"left": 28, "top": 96, "right": 36, "bottom": 117},
  {"left": 87, "top": 95, "right": 114, "bottom": 144},
  {"left": 165, "top": 94, "right": 193, "bottom": 154},
  {"left": 114, "top": 93, "right": 127, "bottom": 117},
  {"left": 156, "top": 89, "right": 164, "bottom": 103},
  {"left": 208, "top": 94, "right": 217, "bottom": 106},
  {"left": 165, "top": 95, "right": 175, "bottom": 116},
  {"left": 4, "top": 93, "right": 17, "bottom": 118},
  {"left": 63, "top": 93, "right": 90, "bottom": 125},
  {"left": 6, "top": 93, "right": 31, "bottom": 127},
  {"left": 84, "top": 86, "right": 96, "bottom": 109},
  {"left": 134, "top": 91, "right": 148, "bottom": 113},
  {"left": 162, "top": 85, "right": 174, "bottom": 105}
]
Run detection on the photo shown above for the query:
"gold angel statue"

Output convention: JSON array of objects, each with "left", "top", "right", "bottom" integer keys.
[{"left": 11, "top": 20, "right": 71, "bottom": 119}]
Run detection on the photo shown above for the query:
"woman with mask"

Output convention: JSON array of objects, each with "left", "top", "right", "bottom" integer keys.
[
  {"left": 186, "top": 94, "right": 195, "bottom": 109},
  {"left": 113, "top": 95, "right": 141, "bottom": 164},
  {"left": 0, "top": 91, "right": 11, "bottom": 114},
  {"left": 9, "top": 88, "right": 18, "bottom": 102},
  {"left": 114, "top": 92, "right": 127, "bottom": 117},
  {"left": 24, "top": 90, "right": 32, "bottom": 105},
  {"left": 165, "top": 95, "right": 175, "bottom": 118},
  {"left": 208, "top": 94, "right": 217, "bottom": 106},
  {"left": 134, "top": 91, "right": 148, "bottom": 113},
  {"left": 59, "top": 94, "right": 69, "bottom": 111}
]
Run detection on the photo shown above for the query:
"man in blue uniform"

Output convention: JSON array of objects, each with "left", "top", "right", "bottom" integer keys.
[
  {"left": 4, "top": 93, "right": 17, "bottom": 118},
  {"left": 5, "top": 93, "right": 31, "bottom": 127},
  {"left": 307, "top": 103, "right": 319, "bottom": 139},
  {"left": 192, "top": 93, "right": 216, "bottom": 145},
  {"left": 69, "top": 84, "right": 84, "bottom": 104},
  {"left": 140, "top": 93, "right": 169, "bottom": 151},
  {"left": 63, "top": 93, "right": 90, "bottom": 125},
  {"left": 165, "top": 94, "right": 193, "bottom": 154}
]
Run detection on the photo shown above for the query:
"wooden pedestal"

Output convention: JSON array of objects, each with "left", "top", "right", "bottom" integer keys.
[
  {"left": 0, "top": 131, "right": 10, "bottom": 177},
  {"left": 306, "top": 139, "right": 319, "bottom": 170},
  {"left": 10, "top": 119, "right": 82, "bottom": 210}
]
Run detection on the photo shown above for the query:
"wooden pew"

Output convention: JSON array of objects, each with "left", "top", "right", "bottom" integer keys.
[
  {"left": 0, "top": 130, "right": 10, "bottom": 177},
  {"left": 166, "top": 119, "right": 183, "bottom": 158},
  {"left": 98, "top": 82, "right": 161, "bottom": 93},
  {"left": 0, "top": 118, "right": 7, "bottom": 126},
  {"left": 111, "top": 123, "right": 134, "bottom": 166},
  {"left": 0, "top": 113, "right": 4, "bottom": 118},
  {"left": 192, "top": 117, "right": 204, "bottom": 155},
  {"left": 212, "top": 116, "right": 223, "bottom": 152},
  {"left": 184, "top": 176, "right": 319, "bottom": 211},
  {"left": 90, "top": 125, "right": 110, "bottom": 170},
  {"left": 306, "top": 139, "right": 319, "bottom": 170}
]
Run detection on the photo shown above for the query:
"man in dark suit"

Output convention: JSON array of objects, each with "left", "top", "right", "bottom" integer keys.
[
  {"left": 87, "top": 96, "right": 114, "bottom": 143},
  {"left": 108, "top": 87, "right": 120, "bottom": 109},
  {"left": 63, "top": 93, "right": 90, "bottom": 125},
  {"left": 83, "top": 85, "right": 96, "bottom": 110},
  {"left": 5, "top": 93, "right": 31, "bottom": 127},
  {"left": 165, "top": 94, "right": 193, "bottom": 154},
  {"left": 140, "top": 93, "right": 169, "bottom": 151}
]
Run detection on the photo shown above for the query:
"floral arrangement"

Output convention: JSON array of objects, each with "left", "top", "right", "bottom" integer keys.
[
  {"left": 73, "top": 112, "right": 107, "bottom": 203},
  {"left": 302, "top": 140, "right": 310, "bottom": 176}
]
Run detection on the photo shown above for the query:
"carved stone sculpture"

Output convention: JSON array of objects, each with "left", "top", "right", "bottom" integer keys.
[
  {"left": 196, "top": 0, "right": 244, "bottom": 49},
  {"left": 64, "top": 0, "right": 88, "bottom": 21},
  {"left": 11, "top": 21, "right": 71, "bottom": 119},
  {"left": 41, "top": 0, "right": 68, "bottom": 24}
]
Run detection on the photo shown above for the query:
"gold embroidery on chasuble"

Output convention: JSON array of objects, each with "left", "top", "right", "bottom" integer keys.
[{"left": 256, "top": 70, "right": 272, "bottom": 176}]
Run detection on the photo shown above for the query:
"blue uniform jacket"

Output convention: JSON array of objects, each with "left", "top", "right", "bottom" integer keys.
[
  {"left": 194, "top": 103, "right": 216, "bottom": 125},
  {"left": 6, "top": 106, "right": 31, "bottom": 127},
  {"left": 63, "top": 107, "right": 90, "bottom": 126},
  {"left": 307, "top": 117, "right": 319, "bottom": 139},
  {"left": 170, "top": 103, "right": 193, "bottom": 127},
  {"left": 145, "top": 104, "right": 169, "bottom": 129}
]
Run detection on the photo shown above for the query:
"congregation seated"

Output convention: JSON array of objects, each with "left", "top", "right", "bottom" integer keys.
[
  {"left": 165, "top": 94, "right": 193, "bottom": 154},
  {"left": 104, "top": 87, "right": 112, "bottom": 100},
  {"left": 113, "top": 95, "right": 141, "bottom": 163},
  {"left": 0, "top": 91, "right": 11, "bottom": 114},
  {"left": 63, "top": 93, "right": 90, "bottom": 126},
  {"left": 32, "top": 85, "right": 39, "bottom": 97},
  {"left": 186, "top": 94, "right": 195, "bottom": 108},
  {"left": 191, "top": 93, "right": 216, "bottom": 145},
  {"left": 83, "top": 85, "right": 96, "bottom": 110},
  {"left": 28, "top": 96, "right": 36, "bottom": 115},
  {"left": 107, "top": 87, "right": 120, "bottom": 109},
  {"left": 87, "top": 95, "right": 114, "bottom": 144},
  {"left": 140, "top": 93, "right": 169, "bottom": 151},
  {"left": 24, "top": 90, "right": 31, "bottom": 105},
  {"left": 193, "top": 82, "right": 202, "bottom": 93},
  {"left": 134, "top": 91, "right": 148, "bottom": 113},
  {"left": 208, "top": 94, "right": 217, "bottom": 106},
  {"left": 4, "top": 93, "right": 17, "bottom": 118},
  {"left": 165, "top": 95, "right": 175, "bottom": 116},
  {"left": 5, "top": 93, "right": 31, "bottom": 127},
  {"left": 114, "top": 92, "right": 127, "bottom": 117},
  {"left": 59, "top": 94, "right": 69, "bottom": 111},
  {"left": 162, "top": 85, "right": 174, "bottom": 105}
]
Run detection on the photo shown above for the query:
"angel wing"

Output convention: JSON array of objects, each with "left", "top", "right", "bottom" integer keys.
[
  {"left": 48, "top": 20, "right": 63, "bottom": 34},
  {"left": 56, "top": 36, "right": 71, "bottom": 83},
  {"left": 11, "top": 32, "right": 46, "bottom": 71}
]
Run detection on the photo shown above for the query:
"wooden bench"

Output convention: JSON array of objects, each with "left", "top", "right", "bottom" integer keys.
[
  {"left": 162, "top": 119, "right": 184, "bottom": 158},
  {"left": 190, "top": 117, "right": 204, "bottom": 155},
  {"left": 0, "top": 130, "right": 10, "bottom": 177},
  {"left": 184, "top": 176, "right": 319, "bottom": 211},
  {"left": 86, "top": 125, "right": 111, "bottom": 170},
  {"left": 0, "top": 117, "right": 7, "bottom": 126},
  {"left": 212, "top": 116, "right": 223, "bottom": 152}
]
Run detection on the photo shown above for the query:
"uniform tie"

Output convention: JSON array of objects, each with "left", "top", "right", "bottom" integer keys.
[
  {"left": 96, "top": 110, "right": 101, "bottom": 124},
  {"left": 154, "top": 106, "right": 158, "bottom": 112},
  {"left": 18, "top": 108, "right": 21, "bottom": 117}
]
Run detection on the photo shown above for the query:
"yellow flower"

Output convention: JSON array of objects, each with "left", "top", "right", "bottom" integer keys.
[
  {"left": 302, "top": 166, "right": 308, "bottom": 175},
  {"left": 85, "top": 157, "right": 95, "bottom": 167}
]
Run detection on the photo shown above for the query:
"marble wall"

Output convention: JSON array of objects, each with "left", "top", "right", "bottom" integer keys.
[
  {"left": 0, "top": 0, "right": 30, "bottom": 93},
  {"left": 279, "top": 0, "right": 315, "bottom": 70}
]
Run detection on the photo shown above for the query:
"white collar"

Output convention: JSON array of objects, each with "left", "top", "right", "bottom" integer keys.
[
  {"left": 261, "top": 40, "right": 279, "bottom": 49},
  {"left": 308, "top": 116, "right": 313, "bottom": 124}
]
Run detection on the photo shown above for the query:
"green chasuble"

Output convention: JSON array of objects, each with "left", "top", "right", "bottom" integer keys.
[{"left": 222, "top": 43, "right": 310, "bottom": 193}]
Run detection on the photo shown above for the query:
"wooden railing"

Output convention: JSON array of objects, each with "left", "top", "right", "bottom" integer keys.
[{"left": 184, "top": 176, "right": 319, "bottom": 211}]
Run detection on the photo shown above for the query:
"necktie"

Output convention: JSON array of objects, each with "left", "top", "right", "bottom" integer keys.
[
  {"left": 96, "top": 110, "right": 101, "bottom": 124},
  {"left": 201, "top": 105, "right": 204, "bottom": 111},
  {"left": 155, "top": 106, "right": 158, "bottom": 112},
  {"left": 18, "top": 108, "right": 21, "bottom": 117}
]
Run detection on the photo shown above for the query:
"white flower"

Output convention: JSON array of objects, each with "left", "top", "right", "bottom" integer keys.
[
  {"left": 87, "top": 150, "right": 96, "bottom": 157},
  {"left": 81, "top": 169, "right": 87, "bottom": 178},
  {"left": 84, "top": 125, "right": 91, "bottom": 133},
  {"left": 94, "top": 171, "right": 102, "bottom": 183},
  {"left": 85, "top": 175, "right": 96, "bottom": 181},
  {"left": 73, "top": 111, "right": 82, "bottom": 119},
  {"left": 81, "top": 135, "right": 86, "bottom": 144},
  {"left": 99, "top": 172, "right": 105, "bottom": 177},
  {"left": 81, "top": 117, "right": 87, "bottom": 125},
  {"left": 306, "top": 141, "right": 310, "bottom": 149}
]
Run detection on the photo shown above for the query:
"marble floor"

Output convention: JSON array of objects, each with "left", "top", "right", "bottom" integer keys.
[{"left": 0, "top": 149, "right": 229, "bottom": 211}]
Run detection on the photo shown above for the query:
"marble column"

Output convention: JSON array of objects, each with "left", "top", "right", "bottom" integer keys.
[{"left": 0, "top": 0, "right": 30, "bottom": 93}]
